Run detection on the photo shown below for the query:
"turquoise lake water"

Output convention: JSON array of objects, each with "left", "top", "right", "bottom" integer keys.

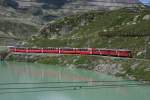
[{"left": 0, "top": 61, "right": 150, "bottom": 100}]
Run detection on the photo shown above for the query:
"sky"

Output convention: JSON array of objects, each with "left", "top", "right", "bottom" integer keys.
[{"left": 139, "top": 0, "right": 150, "bottom": 4}]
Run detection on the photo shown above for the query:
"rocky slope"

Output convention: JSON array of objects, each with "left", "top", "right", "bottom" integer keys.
[
  {"left": 29, "top": 7, "right": 150, "bottom": 59},
  {"left": 0, "top": 2, "right": 39, "bottom": 45},
  {"left": 0, "top": 0, "right": 143, "bottom": 46},
  {"left": 0, "top": 0, "right": 143, "bottom": 22}
]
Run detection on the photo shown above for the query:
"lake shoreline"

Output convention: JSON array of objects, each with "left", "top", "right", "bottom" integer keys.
[{"left": 5, "top": 53, "right": 150, "bottom": 82}]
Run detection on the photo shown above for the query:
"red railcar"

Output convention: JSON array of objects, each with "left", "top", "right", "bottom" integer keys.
[
  {"left": 92, "top": 49, "right": 111, "bottom": 56},
  {"left": 43, "top": 48, "right": 59, "bottom": 54},
  {"left": 27, "top": 48, "right": 41, "bottom": 53},
  {"left": 109, "top": 50, "right": 118, "bottom": 57},
  {"left": 59, "top": 48, "right": 76, "bottom": 54},
  {"left": 26, "top": 48, "right": 41, "bottom": 53},
  {"left": 92, "top": 48, "right": 131, "bottom": 57},
  {"left": 9, "top": 47, "right": 132, "bottom": 58},
  {"left": 75, "top": 48, "right": 92, "bottom": 55},
  {"left": 15, "top": 48, "right": 26, "bottom": 53},
  {"left": 9, "top": 47, "right": 16, "bottom": 52},
  {"left": 116, "top": 50, "right": 131, "bottom": 57},
  {"left": 100, "top": 50, "right": 110, "bottom": 56}
]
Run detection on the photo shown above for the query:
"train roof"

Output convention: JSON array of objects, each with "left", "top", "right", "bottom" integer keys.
[
  {"left": 10, "top": 47, "right": 131, "bottom": 51},
  {"left": 95, "top": 48, "right": 131, "bottom": 51}
]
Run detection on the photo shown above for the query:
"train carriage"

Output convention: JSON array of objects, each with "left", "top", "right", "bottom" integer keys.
[
  {"left": 92, "top": 48, "right": 100, "bottom": 55},
  {"left": 76, "top": 48, "right": 93, "bottom": 55},
  {"left": 59, "top": 48, "right": 76, "bottom": 54},
  {"left": 15, "top": 48, "right": 26, "bottom": 53},
  {"left": 109, "top": 50, "right": 118, "bottom": 57},
  {"left": 9, "top": 47, "right": 132, "bottom": 58},
  {"left": 99, "top": 50, "right": 110, "bottom": 56},
  {"left": 27, "top": 48, "right": 41, "bottom": 53},
  {"left": 9, "top": 47, "right": 16, "bottom": 52},
  {"left": 45, "top": 48, "right": 59, "bottom": 54},
  {"left": 116, "top": 50, "right": 131, "bottom": 57}
]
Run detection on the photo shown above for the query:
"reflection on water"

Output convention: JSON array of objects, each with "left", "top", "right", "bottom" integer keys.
[{"left": 0, "top": 61, "right": 150, "bottom": 100}]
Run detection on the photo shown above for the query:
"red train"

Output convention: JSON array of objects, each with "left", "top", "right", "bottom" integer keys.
[{"left": 9, "top": 47, "right": 132, "bottom": 58}]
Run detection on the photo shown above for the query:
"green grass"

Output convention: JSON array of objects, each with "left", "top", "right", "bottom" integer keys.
[
  {"left": 0, "top": 19, "right": 38, "bottom": 39},
  {"left": 120, "top": 60, "right": 150, "bottom": 81},
  {"left": 37, "top": 57, "right": 60, "bottom": 65},
  {"left": 28, "top": 8, "right": 150, "bottom": 59}
]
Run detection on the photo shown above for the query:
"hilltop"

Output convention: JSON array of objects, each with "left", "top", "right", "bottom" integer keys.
[{"left": 0, "top": 0, "right": 144, "bottom": 45}]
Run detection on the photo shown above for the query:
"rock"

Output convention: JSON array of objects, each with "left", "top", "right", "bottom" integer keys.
[
  {"left": 133, "top": 15, "right": 140, "bottom": 22},
  {"left": 143, "top": 15, "right": 150, "bottom": 21},
  {"left": 128, "top": 76, "right": 136, "bottom": 80},
  {"left": 132, "top": 22, "right": 136, "bottom": 25},
  {"left": 126, "top": 22, "right": 131, "bottom": 25},
  {"left": 131, "top": 63, "right": 139, "bottom": 70},
  {"left": 137, "top": 51, "right": 143, "bottom": 56},
  {"left": 103, "top": 29, "right": 107, "bottom": 32},
  {"left": 144, "top": 68, "right": 150, "bottom": 72},
  {"left": 94, "top": 63, "right": 122, "bottom": 75}
]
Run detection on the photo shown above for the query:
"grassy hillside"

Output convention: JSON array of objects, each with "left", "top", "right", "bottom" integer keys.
[
  {"left": 0, "top": 5, "right": 40, "bottom": 45},
  {"left": 0, "top": 19, "right": 38, "bottom": 38},
  {"left": 0, "top": 19, "right": 39, "bottom": 45},
  {"left": 29, "top": 8, "right": 150, "bottom": 59}
]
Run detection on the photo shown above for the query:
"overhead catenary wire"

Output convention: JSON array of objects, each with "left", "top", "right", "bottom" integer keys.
[
  {"left": 0, "top": 83, "right": 149, "bottom": 90},
  {"left": 0, "top": 83, "right": 149, "bottom": 95},
  {"left": 0, "top": 80, "right": 143, "bottom": 85}
]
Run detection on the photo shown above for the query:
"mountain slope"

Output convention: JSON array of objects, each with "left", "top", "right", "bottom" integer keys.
[
  {"left": 29, "top": 8, "right": 150, "bottom": 59},
  {"left": 0, "top": 5, "right": 39, "bottom": 45},
  {"left": 0, "top": 0, "right": 144, "bottom": 46}
]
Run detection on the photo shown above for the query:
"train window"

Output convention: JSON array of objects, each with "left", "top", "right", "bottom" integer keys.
[
  {"left": 80, "top": 48, "right": 88, "bottom": 51},
  {"left": 69, "top": 49, "right": 73, "bottom": 51},
  {"left": 93, "top": 50, "right": 99, "bottom": 52},
  {"left": 52, "top": 48, "right": 56, "bottom": 50},
  {"left": 63, "top": 48, "right": 73, "bottom": 51}
]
